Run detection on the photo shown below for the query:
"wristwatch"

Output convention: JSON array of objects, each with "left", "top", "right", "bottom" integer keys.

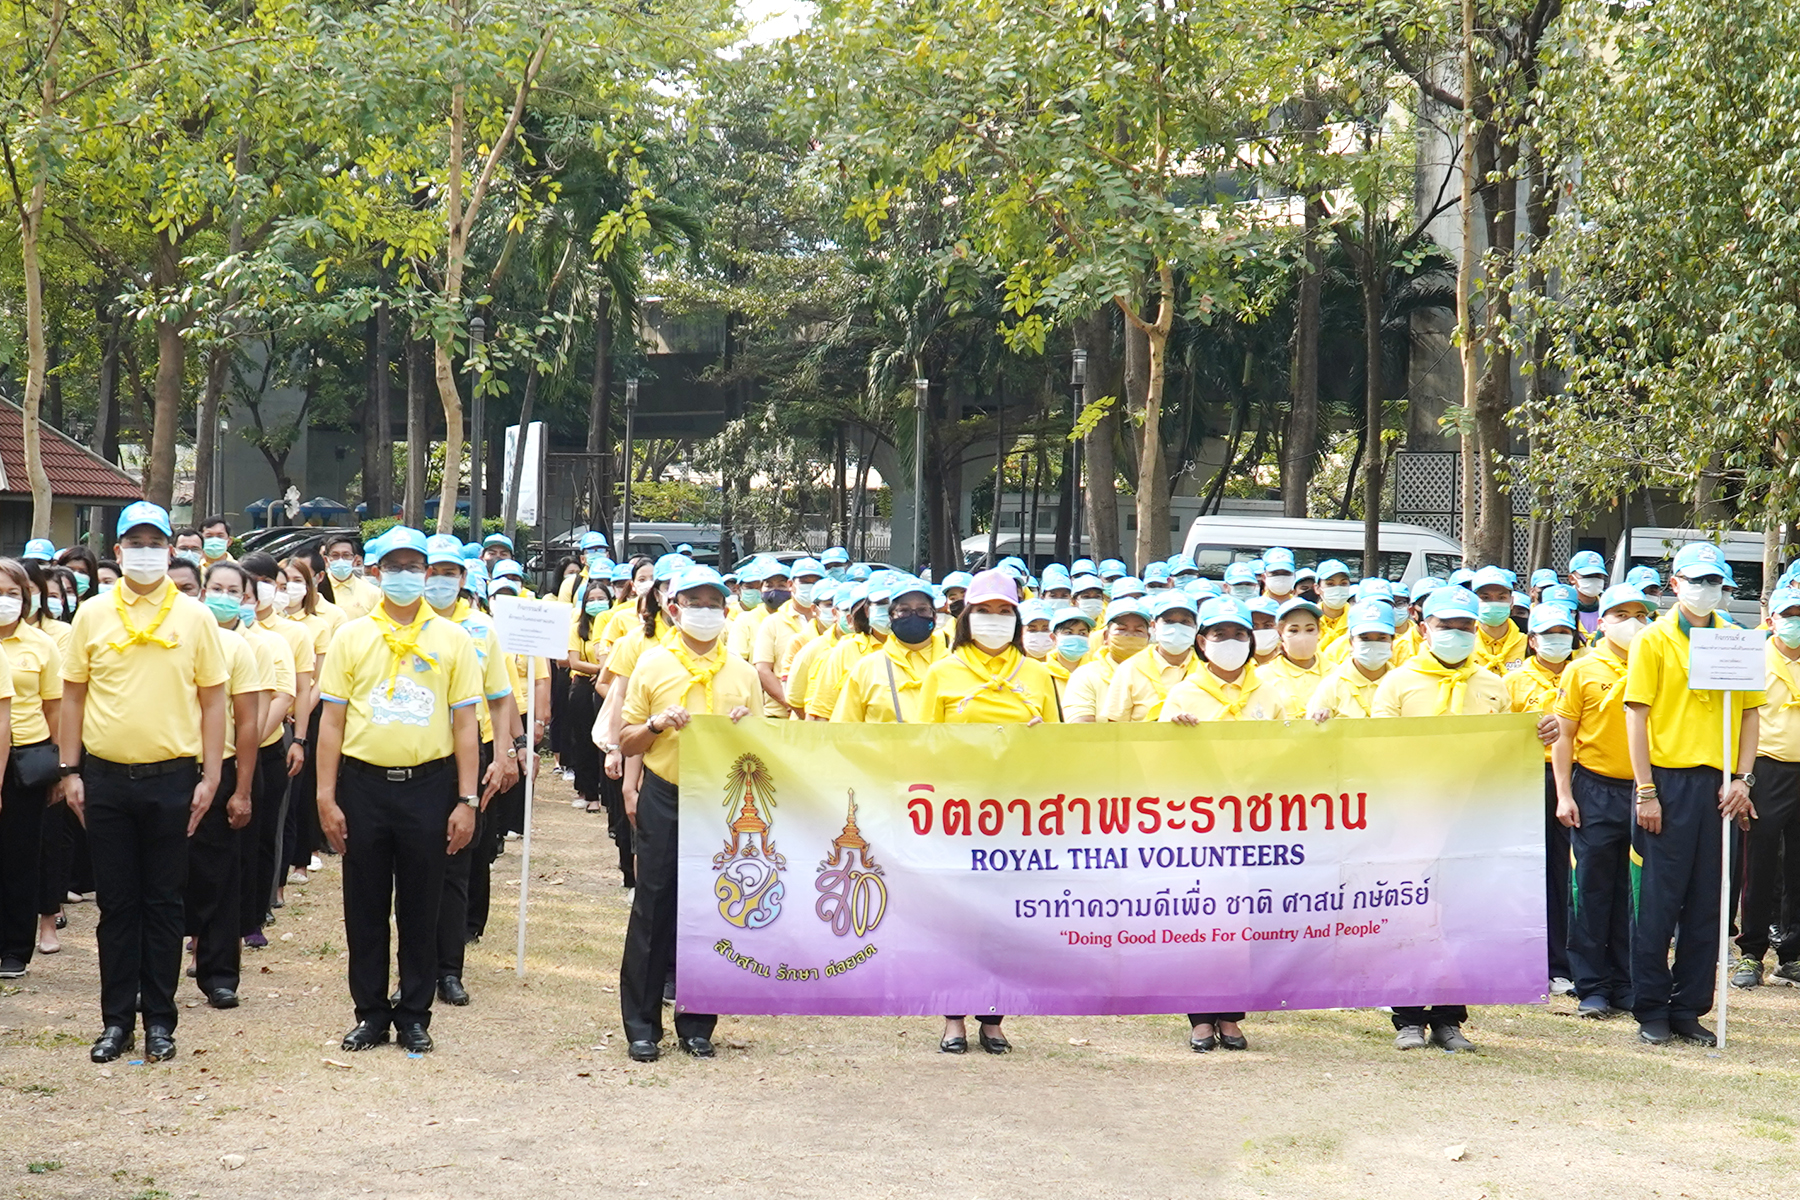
[
  {"left": 600, "top": 741, "right": 621, "bottom": 754},
  {"left": 1734, "top": 772, "right": 1756, "bottom": 787},
  {"left": 505, "top": 745, "right": 519, "bottom": 760},
  {"left": 459, "top": 794, "right": 480, "bottom": 809},
  {"left": 58, "top": 762, "right": 79, "bottom": 778},
  {"left": 647, "top": 716, "right": 663, "bottom": 735}
]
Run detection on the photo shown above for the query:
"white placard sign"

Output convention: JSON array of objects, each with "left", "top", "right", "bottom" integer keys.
[
  {"left": 1689, "top": 627, "right": 1767, "bottom": 691},
  {"left": 490, "top": 595, "right": 569, "bottom": 659}
]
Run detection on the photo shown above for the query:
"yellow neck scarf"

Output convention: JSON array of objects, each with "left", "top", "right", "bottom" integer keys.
[
  {"left": 108, "top": 579, "right": 179, "bottom": 654},
  {"left": 1131, "top": 647, "right": 1198, "bottom": 718},
  {"left": 1189, "top": 661, "right": 1262, "bottom": 720},
  {"left": 668, "top": 637, "right": 727, "bottom": 713},
  {"left": 371, "top": 603, "right": 438, "bottom": 696},
  {"left": 947, "top": 644, "right": 1032, "bottom": 717},
  {"left": 1408, "top": 653, "right": 1479, "bottom": 716}
]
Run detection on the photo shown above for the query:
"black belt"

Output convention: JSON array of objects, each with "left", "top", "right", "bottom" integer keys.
[
  {"left": 84, "top": 755, "right": 196, "bottom": 780},
  {"left": 343, "top": 755, "right": 451, "bottom": 783}
]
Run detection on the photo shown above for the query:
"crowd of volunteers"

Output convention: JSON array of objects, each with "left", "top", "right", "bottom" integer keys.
[{"left": 3, "top": 502, "right": 1785, "bottom": 1067}]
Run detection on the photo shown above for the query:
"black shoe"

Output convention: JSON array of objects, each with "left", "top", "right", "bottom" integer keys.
[
  {"left": 1671, "top": 1018, "right": 1717, "bottom": 1047},
  {"left": 977, "top": 1027, "right": 1012, "bottom": 1055},
  {"left": 678, "top": 1036, "right": 716, "bottom": 1058},
  {"left": 0, "top": 957, "right": 26, "bottom": 979},
  {"left": 1578, "top": 996, "right": 1620, "bottom": 1019},
  {"left": 663, "top": 977, "right": 676, "bottom": 1004},
  {"left": 1189, "top": 1033, "right": 1218, "bottom": 1052},
  {"left": 1218, "top": 1031, "right": 1250, "bottom": 1051},
  {"left": 628, "top": 1040, "right": 660, "bottom": 1062},
  {"left": 90, "top": 1026, "right": 133, "bottom": 1063},
  {"left": 396, "top": 1022, "right": 433, "bottom": 1053},
  {"left": 144, "top": 1027, "right": 176, "bottom": 1062},
  {"left": 206, "top": 988, "right": 239, "bottom": 1010},
  {"left": 464, "top": 933, "right": 482, "bottom": 946},
  {"left": 438, "top": 976, "right": 470, "bottom": 1006},
  {"left": 341, "top": 1020, "right": 390, "bottom": 1051},
  {"left": 938, "top": 1036, "right": 968, "bottom": 1054},
  {"left": 390, "top": 986, "right": 402, "bottom": 1005},
  {"left": 54, "top": 913, "right": 66, "bottom": 930},
  {"left": 1637, "top": 1018, "right": 1672, "bottom": 1045}
]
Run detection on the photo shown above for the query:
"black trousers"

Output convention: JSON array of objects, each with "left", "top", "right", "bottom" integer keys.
[
  {"left": 0, "top": 744, "right": 52, "bottom": 963},
  {"left": 338, "top": 757, "right": 454, "bottom": 1029},
  {"left": 37, "top": 804, "right": 86, "bottom": 915},
  {"left": 566, "top": 680, "right": 600, "bottom": 801},
  {"left": 284, "top": 706, "right": 324, "bottom": 869},
  {"left": 1632, "top": 764, "right": 1723, "bottom": 1023},
  {"left": 467, "top": 770, "right": 522, "bottom": 941},
  {"left": 185, "top": 758, "right": 243, "bottom": 994},
  {"left": 619, "top": 769, "right": 715, "bottom": 1044},
  {"left": 246, "top": 740, "right": 289, "bottom": 935},
  {"left": 1543, "top": 763, "right": 1572, "bottom": 981},
  {"left": 84, "top": 758, "right": 197, "bottom": 1032},
  {"left": 436, "top": 741, "right": 492, "bottom": 979},
  {"left": 1569, "top": 763, "right": 1634, "bottom": 1006},
  {"left": 549, "top": 663, "right": 571, "bottom": 757},
  {"left": 601, "top": 768, "right": 634, "bottom": 887},
  {"left": 1737, "top": 756, "right": 1800, "bottom": 963},
  {"left": 1391, "top": 1005, "right": 1469, "bottom": 1030},
  {"left": 1185, "top": 1012, "right": 1245, "bottom": 1024}
]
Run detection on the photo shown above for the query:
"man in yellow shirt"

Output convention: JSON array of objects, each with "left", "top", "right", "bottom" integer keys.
[
  {"left": 315, "top": 526, "right": 483, "bottom": 1056},
  {"left": 1733, "top": 586, "right": 1800, "bottom": 989},
  {"left": 1307, "top": 600, "right": 1398, "bottom": 720},
  {"left": 831, "top": 578, "right": 945, "bottom": 722},
  {"left": 321, "top": 532, "right": 380, "bottom": 620},
  {"left": 1553, "top": 583, "right": 1651, "bottom": 1018},
  {"left": 1101, "top": 592, "right": 1202, "bottom": 722},
  {"left": 1064, "top": 599, "right": 1150, "bottom": 721},
  {"left": 753, "top": 557, "right": 824, "bottom": 717},
  {"left": 618, "top": 565, "right": 761, "bottom": 1062},
  {"left": 1471, "top": 566, "right": 1530, "bottom": 675},
  {"left": 1622, "top": 542, "right": 1761, "bottom": 1047},
  {"left": 61, "top": 501, "right": 229, "bottom": 1064}
]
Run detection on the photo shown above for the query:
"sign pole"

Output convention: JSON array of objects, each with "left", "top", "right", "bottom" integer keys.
[
  {"left": 1718, "top": 691, "right": 1732, "bottom": 1048},
  {"left": 516, "top": 660, "right": 537, "bottom": 977}
]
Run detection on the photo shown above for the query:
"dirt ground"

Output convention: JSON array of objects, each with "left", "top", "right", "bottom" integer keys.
[{"left": 5, "top": 770, "right": 1800, "bottom": 1200}]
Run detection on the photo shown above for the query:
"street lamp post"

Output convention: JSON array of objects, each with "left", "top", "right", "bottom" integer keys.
[
  {"left": 215, "top": 415, "right": 230, "bottom": 525},
  {"left": 621, "top": 377, "right": 639, "bottom": 559},
  {"left": 913, "top": 378, "right": 929, "bottom": 572},
  {"left": 468, "top": 315, "right": 486, "bottom": 537},
  {"left": 1070, "top": 349, "right": 1087, "bottom": 556}
]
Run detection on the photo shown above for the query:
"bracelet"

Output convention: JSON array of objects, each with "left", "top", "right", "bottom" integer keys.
[{"left": 647, "top": 717, "right": 662, "bottom": 736}]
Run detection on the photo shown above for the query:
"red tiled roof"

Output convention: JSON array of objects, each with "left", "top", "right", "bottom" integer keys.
[{"left": 0, "top": 398, "right": 142, "bottom": 503}]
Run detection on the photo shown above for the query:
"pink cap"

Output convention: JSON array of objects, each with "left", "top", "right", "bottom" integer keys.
[{"left": 964, "top": 568, "right": 1020, "bottom": 608}]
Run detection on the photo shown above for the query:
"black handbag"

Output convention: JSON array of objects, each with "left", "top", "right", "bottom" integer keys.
[{"left": 11, "top": 742, "right": 60, "bottom": 790}]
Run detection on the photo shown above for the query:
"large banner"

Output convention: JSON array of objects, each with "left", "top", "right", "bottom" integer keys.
[{"left": 676, "top": 714, "right": 1546, "bottom": 1017}]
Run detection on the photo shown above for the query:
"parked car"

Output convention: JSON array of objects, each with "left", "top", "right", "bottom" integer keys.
[
  {"left": 960, "top": 533, "right": 1095, "bottom": 573},
  {"left": 1182, "top": 516, "right": 1464, "bottom": 586},
  {"left": 1610, "top": 525, "right": 1766, "bottom": 625}
]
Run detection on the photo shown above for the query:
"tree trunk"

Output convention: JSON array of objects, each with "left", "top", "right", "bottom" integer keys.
[
  {"left": 1077, "top": 309, "right": 1121, "bottom": 560},
  {"left": 147, "top": 232, "right": 185, "bottom": 509},
  {"left": 404, "top": 335, "right": 428, "bottom": 526},
  {"left": 45, "top": 333, "right": 61, "bottom": 430},
  {"left": 1456, "top": 0, "right": 1480, "bottom": 561},
  {"left": 989, "top": 377, "right": 1005, "bottom": 563},
  {"left": 13, "top": 0, "right": 64, "bottom": 537},
  {"left": 192, "top": 345, "right": 229, "bottom": 519},
  {"left": 1124, "top": 264, "right": 1177, "bottom": 569},
  {"left": 1361, "top": 231, "right": 1386, "bottom": 573},
  {"left": 1472, "top": 133, "right": 1519, "bottom": 567},
  {"left": 585, "top": 299, "right": 613, "bottom": 532},
  {"left": 93, "top": 297, "right": 121, "bottom": 464},
  {"left": 374, "top": 300, "right": 394, "bottom": 520},
  {"left": 1284, "top": 197, "right": 1325, "bottom": 519},
  {"left": 833, "top": 423, "right": 848, "bottom": 545}
]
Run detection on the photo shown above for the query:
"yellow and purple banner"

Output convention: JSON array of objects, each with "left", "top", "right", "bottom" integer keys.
[{"left": 676, "top": 713, "right": 1546, "bottom": 1017}]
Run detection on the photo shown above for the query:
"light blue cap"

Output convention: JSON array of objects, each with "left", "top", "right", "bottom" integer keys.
[
  {"left": 671, "top": 565, "right": 730, "bottom": 600},
  {"left": 1447, "top": 567, "right": 1475, "bottom": 588},
  {"left": 1103, "top": 597, "right": 1150, "bottom": 625},
  {"left": 677, "top": 543, "right": 694, "bottom": 554},
  {"left": 1070, "top": 573, "right": 1104, "bottom": 594},
  {"left": 1768, "top": 587, "right": 1800, "bottom": 616},
  {"left": 1542, "top": 583, "right": 1578, "bottom": 608},
  {"left": 117, "top": 500, "right": 172, "bottom": 539},
  {"left": 1295, "top": 567, "right": 1317, "bottom": 582},
  {"left": 1187, "top": 578, "right": 1221, "bottom": 598},
  {"left": 1110, "top": 576, "right": 1146, "bottom": 599},
  {"left": 461, "top": 542, "right": 483, "bottom": 560},
  {"left": 759, "top": 557, "right": 793, "bottom": 580},
  {"left": 483, "top": 533, "right": 514, "bottom": 551},
  {"left": 1223, "top": 562, "right": 1257, "bottom": 586},
  {"left": 373, "top": 525, "right": 429, "bottom": 562},
  {"left": 653, "top": 553, "right": 692, "bottom": 582},
  {"left": 1530, "top": 568, "right": 1559, "bottom": 589},
  {"left": 1277, "top": 596, "right": 1322, "bottom": 622},
  {"left": 1409, "top": 576, "right": 1446, "bottom": 602},
  {"left": 1149, "top": 591, "right": 1198, "bottom": 619},
  {"left": 492, "top": 558, "right": 524, "bottom": 579},
  {"left": 1053, "top": 604, "right": 1095, "bottom": 630},
  {"left": 841, "top": 583, "right": 870, "bottom": 608},
  {"left": 1264, "top": 547, "right": 1296, "bottom": 572},
  {"left": 1144, "top": 563, "right": 1173, "bottom": 584},
  {"left": 425, "top": 534, "right": 465, "bottom": 567},
  {"left": 1248, "top": 558, "right": 1267, "bottom": 577},
  {"left": 466, "top": 561, "right": 489, "bottom": 590},
  {"left": 941, "top": 571, "right": 974, "bottom": 591},
  {"left": 610, "top": 563, "right": 632, "bottom": 582},
  {"left": 1471, "top": 565, "right": 1512, "bottom": 592},
  {"left": 1099, "top": 558, "right": 1128, "bottom": 579},
  {"left": 1422, "top": 585, "right": 1480, "bottom": 621},
  {"left": 1021, "top": 598, "right": 1058, "bottom": 625},
  {"left": 1721, "top": 562, "right": 1739, "bottom": 587},
  {"left": 821, "top": 546, "right": 850, "bottom": 565},
  {"left": 1513, "top": 591, "right": 1532, "bottom": 609},
  {"left": 1671, "top": 542, "right": 1726, "bottom": 580},
  {"left": 882, "top": 575, "right": 925, "bottom": 604},
  {"left": 847, "top": 563, "right": 872, "bottom": 582},
  {"left": 580, "top": 530, "right": 608, "bottom": 550},
  {"left": 1568, "top": 550, "right": 1607, "bottom": 576},
  {"left": 1169, "top": 554, "right": 1199, "bottom": 575},
  {"left": 1199, "top": 596, "right": 1253, "bottom": 630},
  {"left": 1626, "top": 565, "right": 1662, "bottom": 589},
  {"left": 22, "top": 538, "right": 55, "bottom": 561},
  {"left": 1354, "top": 578, "right": 1394, "bottom": 601},
  {"left": 1316, "top": 558, "right": 1352, "bottom": 582},
  {"left": 792, "top": 557, "right": 825, "bottom": 579},
  {"left": 1348, "top": 599, "right": 1396, "bottom": 637},
  {"left": 1040, "top": 565, "right": 1072, "bottom": 589},
  {"left": 1528, "top": 603, "right": 1577, "bottom": 634},
  {"left": 1072, "top": 558, "right": 1097, "bottom": 576},
  {"left": 1245, "top": 596, "right": 1280, "bottom": 619}
]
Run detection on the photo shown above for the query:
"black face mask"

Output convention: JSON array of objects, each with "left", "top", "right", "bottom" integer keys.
[
  {"left": 890, "top": 613, "right": 937, "bottom": 644},
  {"left": 948, "top": 599, "right": 966, "bottom": 618},
  {"left": 1298, "top": 586, "right": 1320, "bottom": 604},
  {"left": 763, "top": 587, "right": 792, "bottom": 610}
]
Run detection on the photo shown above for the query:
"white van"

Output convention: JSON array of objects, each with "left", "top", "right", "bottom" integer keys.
[
  {"left": 1609, "top": 526, "right": 1767, "bottom": 624},
  {"left": 960, "top": 532, "right": 1095, "bottom": 573},
  {"left": 1181, "top": 516, "right": 1464, "bottom": 585}
]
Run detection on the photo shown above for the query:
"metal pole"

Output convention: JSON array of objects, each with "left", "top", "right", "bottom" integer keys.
[
  {"left": 516, "top": 665, "right": 537, "bottom": 976},
  {"left": 469, "top": 315, "right": 486, "bottom": 537},
  {"left": 622, "top": 378, "right": 639, "bottom": 558},
  {"left": 1071, "top": 350, "right": 1087, "bottom": 558},
  {"left": 913, "top": 378, "right": 928, "bottom": 572}
]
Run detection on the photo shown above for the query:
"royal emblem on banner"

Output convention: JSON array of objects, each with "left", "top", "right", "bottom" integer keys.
[
  {"left": 713, "top": 753, "right": 787, "bottom": 928},
  {"left": 815, "top": 790, "right": 888, "bottom": 938}
]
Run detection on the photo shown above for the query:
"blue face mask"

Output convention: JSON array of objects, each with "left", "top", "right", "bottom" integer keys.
[
  {"left": 1429, "top": 627, "right": 1478, "bottom": 664},
  {"left": 72, "top": 572, "right": 91, "bottom": 596},
  {"left": 46, "top": 597, "right": 64, "bottom": 619},
  {"left": 869, "top": 603, "right": 891, "bottom": 634},
  {"left": 585, "top": 598, "right": 610, "bottom": 617},
  {"left": 1777, "top": 617, "right": 1800, "bottom": 649},
  {"left": 205, "top": 592, "right": 243, "bottom": 626},
  {"left": 380, "top": 569, "right": 426, "bottom": 605},
  {"left": 739, "top": 588, "right": 762, "bottom": 611},
  {"left": 1477, "top": 600, "right": 1512, "bottom": 627},
  {"left": 238, "top": 601, "right": 258, "bottom": 627},
  {"left": 422, "top": 575, "right": 462, "bottom": 610},
  {"left": 1057, "top": 633, "right": 1090, "bottom": 660},
  {"left": 826, "top": 567, "right": 847, "bottom": 582}
]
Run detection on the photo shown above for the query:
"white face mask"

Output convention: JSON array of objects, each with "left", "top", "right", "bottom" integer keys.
[
  {"left": 285, "top": 581, "right": 307, "bottom": 604},
  {"left": 0, "top": 596, "right": 22, "bottom": 626},
  {"left": 119, "top": 545, "right": 168, "bottom": 585},
  {"left": 1264, "top": 572, "right": 1294, "bottom": 596},
  {"left": 968, "top": 612, "right": 1017, "bottom": 651},
  {"left": 1321, "top": 584, "right": 1352, "bottom": 609},
  {"left": 1022, "top": 630, "right": 1055, "bottom": 658},
  {"left": 1351, "top": 639, "right": 1392, "bottom": 671},
  {"left": 1575, "top": 576, "right": 1604, "bottom": 599},
  {"left": 1604, "top": 616, "right": 1647, "bottom": 648},
  {"left": 1677, "top": 579, "right": 1723, "bottom": 616},
  {"left": 1076, "top": 597, "right": 1105, "bottom": 621},
  {"left": 1282, "top": 629, "right": 1319, "bottom": 661},
  {"left": 1252, "top": 628, "right": 1280, "bottom": 656},
  {"left": 676, "top": 604, "right": 728, "bottom": 642},
  {"left": 1535, "top": 633, "right": 1574, "bottom": 663},
  {"left": 795, "top": 582, "right": 817, "bottom": 606},
  {"left": 1205, "top": 636, "right": 1251, "bottom": 671},
  {"left": 1155, "top": 621, "right": 1198, "bottom": 655},
  {"left": 256, "top": 580, "right": 276, "bottom": 607}
]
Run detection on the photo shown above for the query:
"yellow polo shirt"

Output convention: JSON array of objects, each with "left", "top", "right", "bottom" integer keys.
[
  {"left": 596, "top": 602, "right": 643, "bottom": 654},
  {"left": 444, "top": 601, "right": 516, "bottom": 744},
  {"left": 807, "top": 632, "right": 883, "bottom": 719},
  {"left": 240, "top": 621, "right": 294, "bottom": 749},
  {"left": 1318, "top": 608, "right": 1349, "bottom": 649},
  {"left": 331, "top": 573, "right": 381, "bottom": 621},
  {"left": 785, "top": 629, "right": 840, "bottom": 718},
  {"left": 1759, "top": 642, "right": 1800, "bottom": 763},
  {"left": 1100, "top": 648, "right": 1199, "bottom": 723},
  {"left": 1504, "top": 658, "right": 1564, "bottom": 762},
  {"left": 603, "top": 620, "right": 677, "bottom": 683},
  {"left": 831, "top": 638, "right": 947, "bottom": 723},
  {"left": 508, "top": 651, "right": 551, "bottom": 711},
  {"left": 290, "top": 606, "right": 336, "bottom": 660},
  {"left": 0, "top": 623, "right": 58, "bottom": 745},
  {"left": 1062, "top": 654, "right": 1126, "bottom": 722},
  {"left": 1161, "top": 665, "right": 1282, "bottom": 722},
  {"left": 622, "top": 641, "right": 762, "bottom": 784},
  {"left": 1262, "top": 655, "right": 1329, "bottom": 719},
  {"left": 915, "top": 646, "right": 1059, "bottom": 725},
  {"left": 1372, "top": 656, "right": 1509, "bottom": 717},
  {"left": 727, "top": 604, "right": 770, "bottom": 661},
  {"left": 261, "top": 612, "right": 316, "bottom": 683},
  {"left": 1306, "top": 661, "right": 1387, "bottom": 720},
  {"left": 217, "top": 625, "right": 267, "bottom": 759},
  {"left": 1392, "top": 624, "right": 1425, "bottom": 667},
  {"left": 1553, "top": 640, "right": 1633, "bottom": 779},
  {"left": 1623, "top": 611, "right": 1764, "bottom": 770},
  {"left": 317, "top": 608, "right": 483, "bottom": 767},
  {"left": 41, "top": 617, "right": 72, "bottom": 659},
  {"left": 753, "top": 601, "right": 816, "bottom": 717},
  {"left": 63, "top": 579, "right": 228, "bottom": 762},
  {"left": 1473, "top": 623, "right": 1530, "bottom": 677}
]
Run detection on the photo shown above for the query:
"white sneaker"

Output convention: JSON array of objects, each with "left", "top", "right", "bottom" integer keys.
[
  {"left": 571, "top": 798, "right": 586, "bottom": 809},
  {"left": 1550, "top": 977, "right": 1575, "bottom": 997},
  {"left": 308, "top": 855, "right": 323, "bottom": 872},
  {"left": 623, "top": 887, "right": 635, "bottom": 904}
]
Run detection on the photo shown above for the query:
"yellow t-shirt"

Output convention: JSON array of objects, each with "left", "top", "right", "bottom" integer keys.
[
  {"left": 1161, "top": 664, "right": 1283, "bottom": 722},
  {"left": 1262, "top": 655, "right": 1329, "bottom": 719},
  {"left": 1318, "top": 608, "right": 1349, "bottom": 649},
  {"left": 240, "top": 622, "right": 296, "bottom": 748},
  {"left": 1062, "top": 655, "right": 1126, "bottom": 722},
  {"left": 1372, "top": 656, "right": 1509, "bottom": 717},
  {"left": 785, "top": 629, "right": 840, "bottom": 718},
  {"left": 1474, "top": 623, "right": 1530, "bottom": 677},
  {"left": 752, "top": 602, "right": 816, "bottom": 717},
  {"left": 622, "top": 641, "right": 763, "bottom": 784},
  {"left": 603, "top": 620, "right": 676, "bottom": 683},
  {"left": 261, "top": 613, "right": 316, "bottom": 683},
  {"left": 317, "top": 607, "right": 483, "bottom": 767},
  {"left": 727, "top": 604, "right": 769, "bottom": 661},
  {"left": 217, "top": 625, "right": 267, "bottom": 758},
  {"left": 596, "top": 603, "right": 643, "bottom": 654},
  {"left": 1624, "top": 612, "right": 1765, "bottom": 770},
  {"left": 1553, "top": 640, "right": 1633, "bottom": 779},
  {"left": 1100, "top": 648, "right": 1200, "bottom": 723},
  {"left": 1758, "top": 642, "right": 1800, "bottom": 763},
  {"left": 914, "top": 645, "right": 1060, "bottom": 725},
  {"left": 1306, "top": 661, "right": 1387, "bottom": 720},
  {"left": 568, "top": 607, "right": 611, "bottom": 669},
  {"left": 63, "top": 579, "right": 229, "bottom": 762},
  {"left": 508, "top": 651, "right": 551, "bottom": 711},
  {"left": 443, "top": 600, "right": 516, "bottom": 743},
  {"left": 290, "top": 606, "right": 336, "bottom": 659},
  {"left": 807, "top": 632, "right": 883, "bottom": 719},
  {"left": 1505, "top": 658, "right": 1564, "bottom": 762},
  {"left": 831, "top": 638, "right": 947, "bottom": 723},
  {"left": 0, "top": 623, "right": 56, "bottom": 745}
]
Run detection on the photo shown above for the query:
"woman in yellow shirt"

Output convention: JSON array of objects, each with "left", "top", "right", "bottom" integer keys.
[
  {"left": 1306, "top": 601, "right": 1398, "bottom": 720},
  {"left": 0, "top": 559, "right": 46, "bottom": 975},
  {"left": 1262, "top": 597, "right": 1327, "bottom": 718},
  {"left": 1043, "top": 607, "right": 1094, "bottom": 703},
  {"left": 831, "top": 580, "right": 944, "bottom": 722},
  {"left": 914, "top": 569, "right": 1057, "bottom": 1057},
  {"left": 1062, "top": 599, "right": 1151, "bottom": 722},
  {"left": 566, "top": 577, "right": 613, "bottom": 816}
]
